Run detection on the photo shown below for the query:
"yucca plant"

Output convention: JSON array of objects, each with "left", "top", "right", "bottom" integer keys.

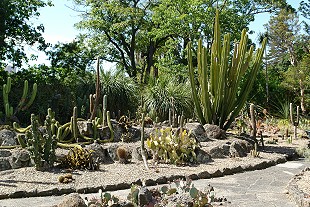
[{"left": 187, "top": 10, "right": 266, "bottom": 130}]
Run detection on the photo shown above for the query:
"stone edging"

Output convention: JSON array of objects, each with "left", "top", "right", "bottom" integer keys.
[
  {"left": 0, "top": 152, "right": 297, "bottom": 200},
  {"left": 287, "top": 167, "right": 310, "bottom": 207}
]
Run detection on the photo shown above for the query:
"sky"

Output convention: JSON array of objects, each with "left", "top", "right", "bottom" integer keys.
[{"left": 26, "top": 0, "right": 305, "bottom": 67}]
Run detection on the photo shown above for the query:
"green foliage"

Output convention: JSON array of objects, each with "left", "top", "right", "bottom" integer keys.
[
  {"left": 1, "top": 77, "right": 37, "bottom": 124},
  {"left": 0, "top": 0, "right": 52, "bottom": 67},
  {"left": 296, "top": 147, "right": 310, "bottom": 160},
  {"left": 72, "top": 0, "right": 287, "bottom": 81},
  {"left": 88, "top": 190, "right": 120, "bottom": 206},
  {"left": 146, "top": 128, "right": 198, "bottom": 165},
  {"left": 100, "top": 69, "right": 138, "bottom": 116},
  {"left": 144, "top": 76, "right": 193, "bottom": 121},
  {"left": 60, "top": 146, "right": 99, "bottom": 170},
  {"left": 26, "top": 114, "right": 57, "bottom": 170},
  {"left": 188, "top": 10, "right": 266, "bottom": 130}
]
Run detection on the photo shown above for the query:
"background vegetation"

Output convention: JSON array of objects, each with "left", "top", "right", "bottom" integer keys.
[{"left": 0, "top": 0, "right": 309, "bottom": 126}]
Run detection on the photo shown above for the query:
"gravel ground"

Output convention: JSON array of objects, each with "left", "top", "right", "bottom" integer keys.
[{"left": 0, "top": 151, "right": 287, "bottom": 198}]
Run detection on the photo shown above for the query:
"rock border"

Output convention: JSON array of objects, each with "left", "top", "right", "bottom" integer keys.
[
  {"left": 0, "top": 152, "right": 297, "bottom": 200},
  {"left": 287, "top": 167, "right": 310, "bottom": 207}
]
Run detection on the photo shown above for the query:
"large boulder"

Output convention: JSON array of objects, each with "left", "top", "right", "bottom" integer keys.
[
  {"left": 208, "top": 144, "right": 230, "bottom": 158},
  {"left": 57, "top": 193, "right": 87, "bottom": 207},
  {"left": 203, "top": 124, "right": 226, "bottom": 140},
  {"left": 0, "top": 158, "right": 11, "bottom": 171},
  {"left": 229, "top": 140, "right": 253, "bottom": 157},
  {"left": 84, "top": 142, "right": 106, "bottom": 163},
  {"left": 184, "top": 123, "right": 206, "bottom": 142},
  {"left": 9, "top": 148, "right": 31, "bottom": 169},
  {"left": 0, "top": 129, "right": 17, "bottom": 146},
  {"left": 196, "top": 148, "right": 212, "bottom": 164}
]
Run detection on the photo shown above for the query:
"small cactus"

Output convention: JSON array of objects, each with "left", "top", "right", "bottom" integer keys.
[{"left": 116, "top": 146, "right": 128, "bottom": 164}]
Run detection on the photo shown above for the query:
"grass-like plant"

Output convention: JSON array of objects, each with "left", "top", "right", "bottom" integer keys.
[
  {"left": 144, "top": 75, "right": 193, "bottom": 121},
  {"left": 187, "top": 10, "right": 266, "bottom": 130},
  {"left": 100, "top": 69, "right": 138, "bottom": 116}
]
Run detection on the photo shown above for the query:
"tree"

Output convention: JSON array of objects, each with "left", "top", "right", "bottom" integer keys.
[
  {"left": 72, "top": 0, "right": 288, "bottom": 81},
  {"left": 46, "top": 35, "right": 96, "bottom": 74},
  {"left": 0, "top": 0, "right": 52, "bottom": 67},
  {"left": 266, "top": 8, "right": 309, "bottom": 114}
]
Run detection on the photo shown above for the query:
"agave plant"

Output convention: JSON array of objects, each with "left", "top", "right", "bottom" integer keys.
[{"left": 187, "top": 10, "right": 266, "bottom": 130}]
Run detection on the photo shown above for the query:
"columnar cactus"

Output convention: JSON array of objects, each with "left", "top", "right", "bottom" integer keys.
[
  {"left": 102, "top": 95, "right": 107, "bottom": 127},
  {"left": 2, "top": 77, "right": 37, "bottom": 123},
  {"left": 141, "top": 113, "right": 149, "bottom": 170},
  {"left": 250, "top": 104, "right": 257, "bottom": 139},
  {"left": 26, "top": 114, "right": 57, "bottom": 170},
  {"left": 71, "top": 106, "right": 79, "bottom": 141},
  {"left": 290, "top": 103, "right": 299, "bottom": 140},
  {"left": 187, "top": 10, "right": 266, "bottom": 130}
]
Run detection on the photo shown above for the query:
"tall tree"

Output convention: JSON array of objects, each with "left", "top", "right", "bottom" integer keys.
[
  {"left": 72, "top": 0, "right": 288, "bottom": 81},
  {"left": 266, "top": 8, "right": 309, "bottom": 114},
  {"left": 0, "top": 0, "right": 52, "bottom": 67}
]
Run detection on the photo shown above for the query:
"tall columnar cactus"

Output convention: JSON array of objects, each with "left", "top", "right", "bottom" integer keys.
[
  {"left": 290, "top": 103, "right": 299, "bottom": 140},
  {"left": 141, "top": 113, "right": 149, "bottom": 170},
  {"left": 102, "top": 95, "right": 107, "bottom": 127},
  {"left": 187, "top": 10, "right": 266, "bottom": 130},
  {"left": 26, "top": 114, "right": 57, "bottom": 170},
  {"left": 2, "top": 77, "right": 37, "bottom": 123},
  {"left": 71, "top": 106, "right": 79, "bottom": 141},
  {"left": 250, "top": 104, "right": 257, "bottom": 140}
]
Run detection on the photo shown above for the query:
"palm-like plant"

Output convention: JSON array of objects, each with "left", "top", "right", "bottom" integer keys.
[
  {"left": 144, "top": 76, "right": 193, "bottom": 121},
  {"left": 100, "top": 69, "right": 139, "bottom": 116},
  {"left": 187, "top": 10, "right": 266, "bottom": 130}
]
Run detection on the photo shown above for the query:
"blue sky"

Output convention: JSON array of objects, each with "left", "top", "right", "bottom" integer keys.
[{"left": 26, "top": 0, "right": 304, "bottom": 66}]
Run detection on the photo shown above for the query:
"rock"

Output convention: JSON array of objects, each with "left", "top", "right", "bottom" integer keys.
[
  {"left": 131, "top": 146, "right": 143, "bottom": 161},
  {"left": 106, "top": 144, "right": 119, "bottom": 161},
  {"left": 85, "top": 142, "right": 106, "bottom": 163},
  {"left": 185, "top": 123, "right": 206, "bottom": 142},
  {"left": 127, "top": 126, "right": 141, "bottom": 142},
  {"left": 0, "top": 129, "right": 17, "bottom": 146},
  {"left": 229, "top": 140, "right": 252, "bottom": 157},
  {"left": 0, "top": 149, "right": 12, "bottom": 157},
  {"left": 203, "top": 124, "right": 226, "bottom": 140},
  {"left": 138, "top": 187, "right": 152, "bottom": 206},
  {"left": 9, "top": 149, "right": 31, "bottom": 169},
  {"left": 77, "top": 120, "right": 93, "bottom": 137},
  {"left": 208, "top": 144, "right": 230, "bottom": 158},
  {"left": 57, "top": 193, "right": 87, "bottom": 207},
  {"left": 165, "top": 193, "right": 193, "bottom": 207},
  {"left": 0, "top": 158, "right": 11, "bottom": 171},
  {"left": 195, "top": 148, "right": 212, "bottom": 164}
]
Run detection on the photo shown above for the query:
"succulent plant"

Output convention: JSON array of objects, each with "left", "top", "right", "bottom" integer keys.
[
  {"left": 146, "top": 128, "right": 198, "bottom": 165},
  {"left": 60, "top": 146, "right": 99, "bottom": 170}
]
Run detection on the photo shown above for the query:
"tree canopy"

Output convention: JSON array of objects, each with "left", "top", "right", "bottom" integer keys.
[
  {"left": 0, "top": 0, "right": 52, "bottom": 68},
  {"left": 72, "top": 0, "right": 289, "bottom": 82}
]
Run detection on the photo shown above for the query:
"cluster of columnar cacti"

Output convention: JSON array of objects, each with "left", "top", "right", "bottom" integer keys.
[
  {"left": 2, "top": 77, "right": 37, "bottom": 123},
  {"left": 26, "top": 114, "right": 57, "bottom": 170},
  {"left": 187, "top": 10, "right": 266, "bottom": 130}
]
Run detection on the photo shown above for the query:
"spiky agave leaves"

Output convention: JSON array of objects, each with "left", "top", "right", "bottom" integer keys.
[{"left": 188, "top": 10, "right": 266, "bottom": 130}]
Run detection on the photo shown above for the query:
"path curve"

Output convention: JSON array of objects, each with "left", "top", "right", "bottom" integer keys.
[{"left": 0, "top": 159, "right": 308, "bottom": 207}]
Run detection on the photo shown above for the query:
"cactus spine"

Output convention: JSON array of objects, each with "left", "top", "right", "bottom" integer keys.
[{"left": 290, "top": 103, "right": 299, "bottom": 140}]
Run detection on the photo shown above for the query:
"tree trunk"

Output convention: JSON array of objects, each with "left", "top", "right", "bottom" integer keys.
[{"left": 144, "top": 40, "right": 156, "bottom": 83}]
